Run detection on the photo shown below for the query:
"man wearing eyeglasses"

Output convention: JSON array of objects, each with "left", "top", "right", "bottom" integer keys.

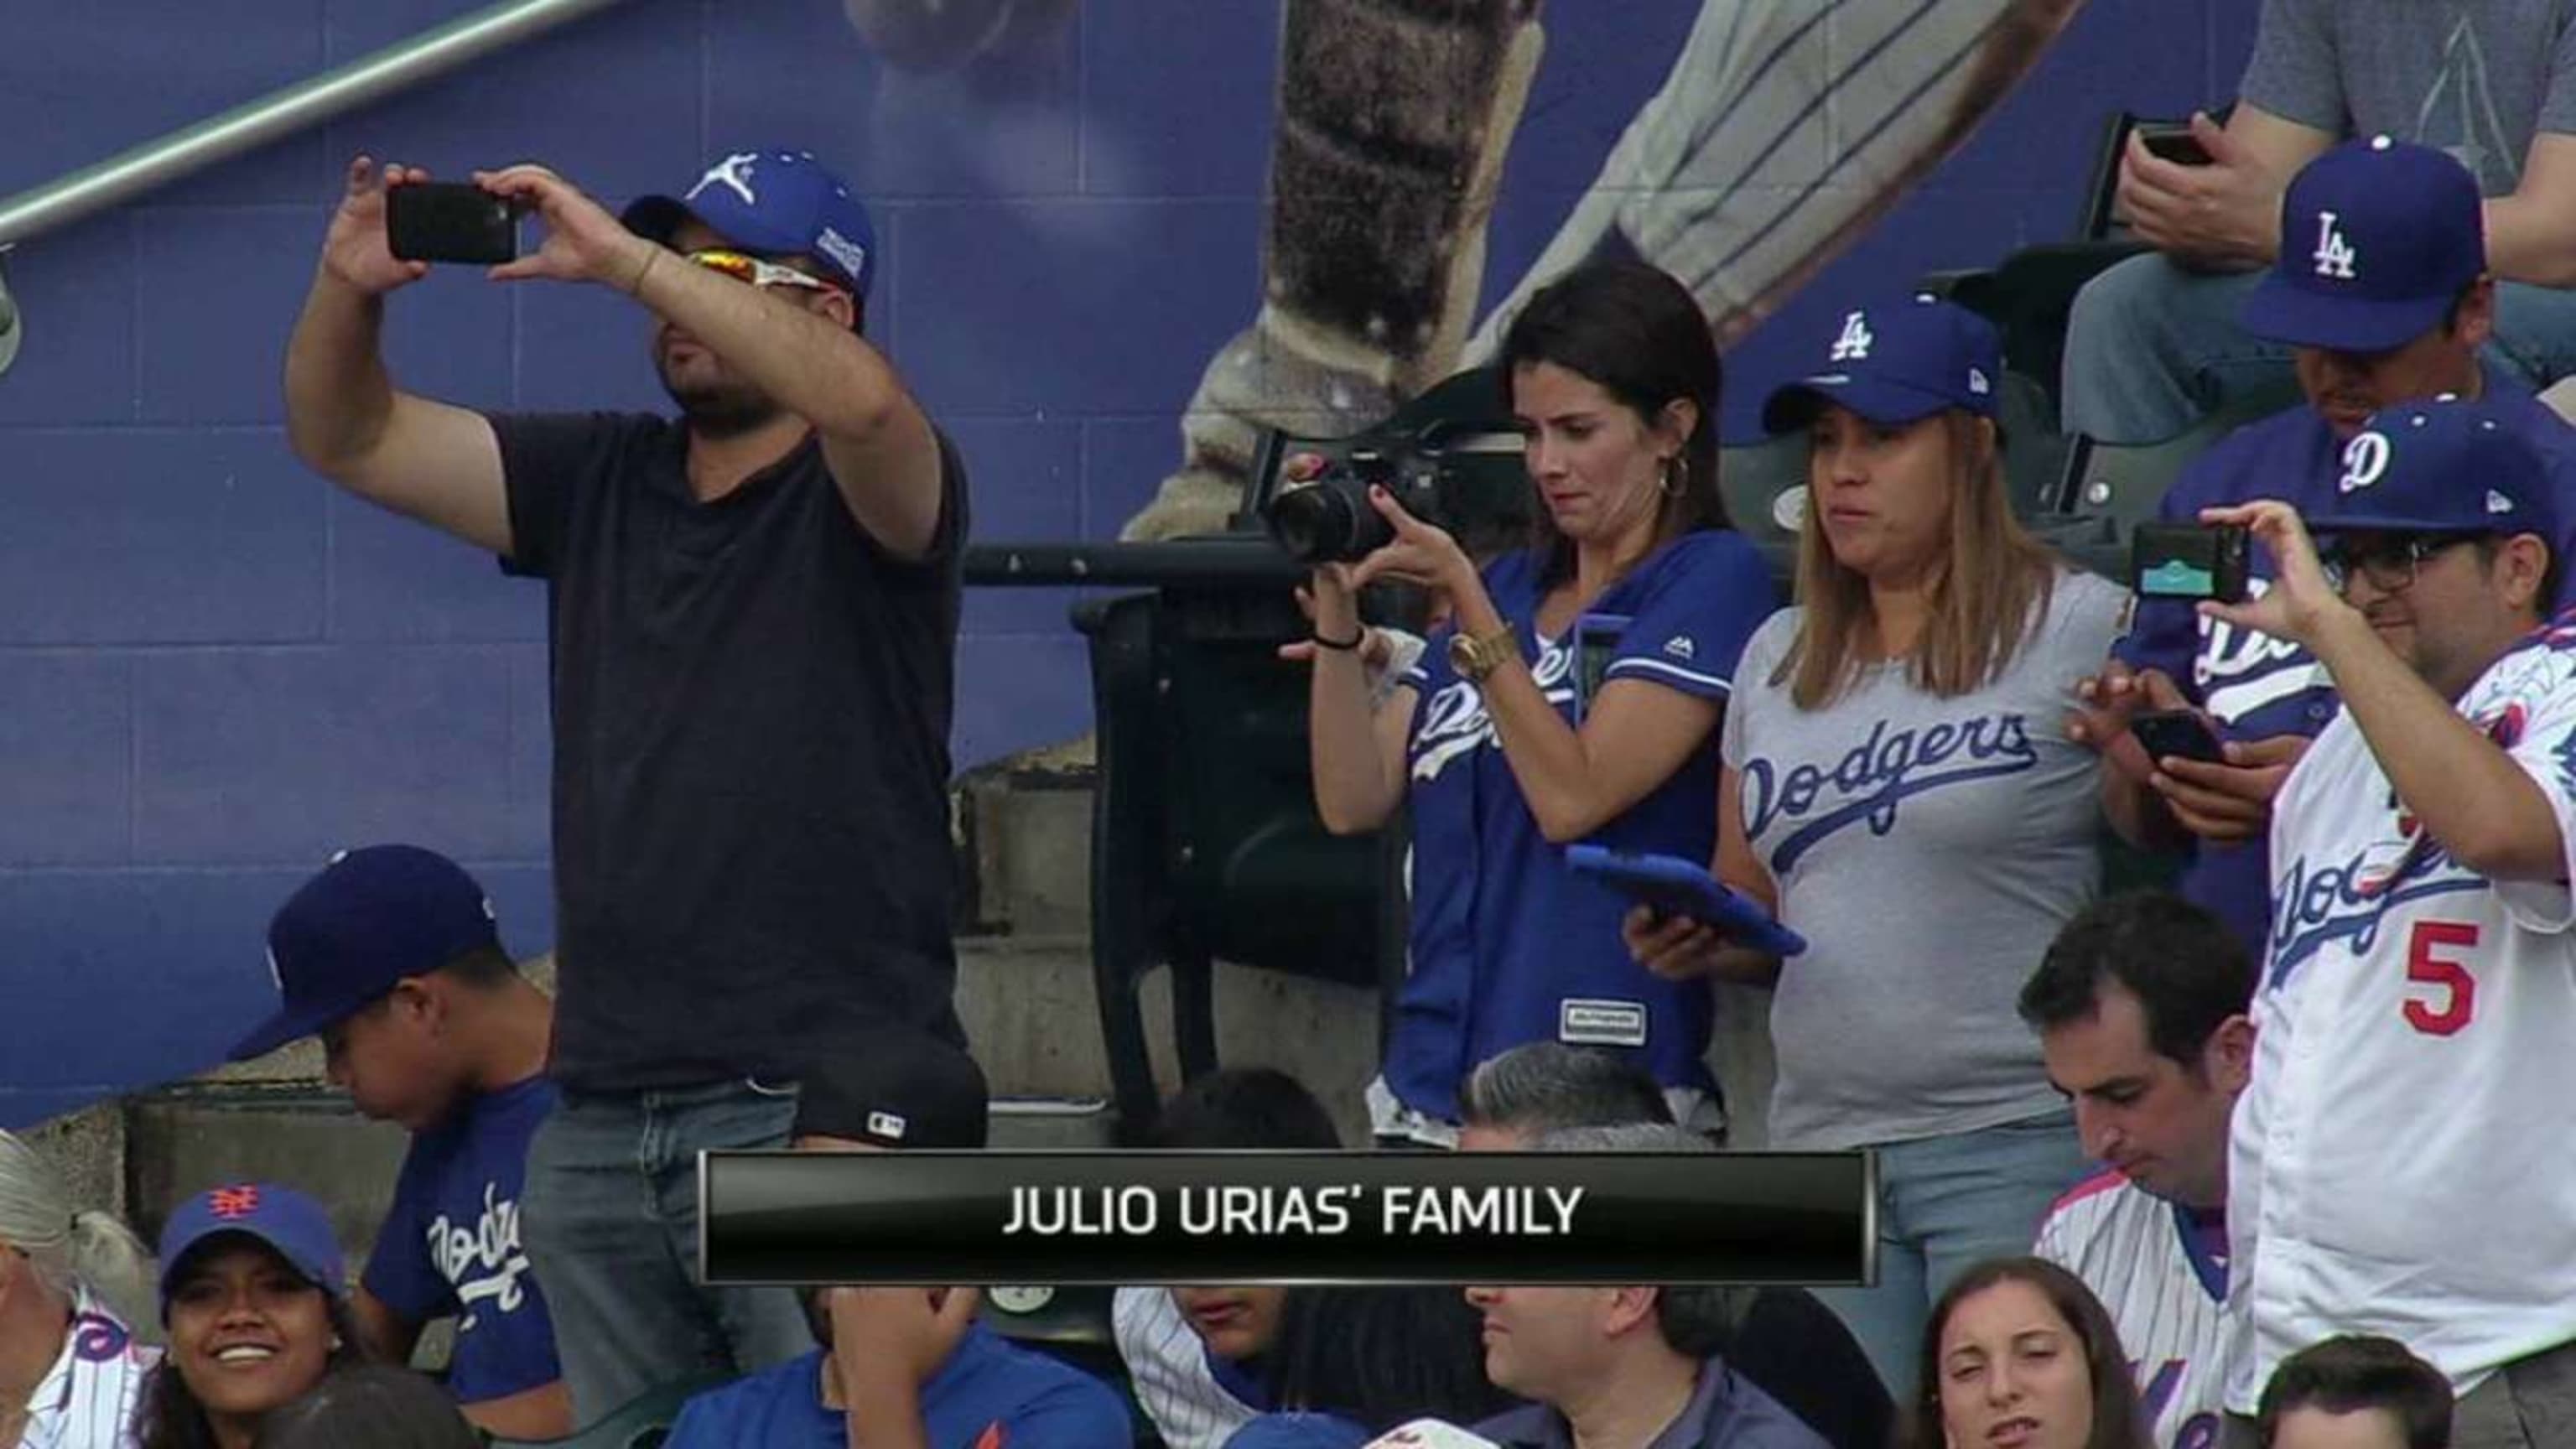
[
  {"left": 2069, "top": 136, "right": 2576, "bottom": 963},
  {"left": 2194, "top": 397, "right": 2576, "bottom": 1449},
  {"left": 280, "top": 148, "right": 968, "bottom": 1426}
]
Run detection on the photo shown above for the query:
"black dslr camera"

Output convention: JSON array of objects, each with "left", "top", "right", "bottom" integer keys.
[{"left": 1250, "top": 368, "right": 1533, "bottom": 567}]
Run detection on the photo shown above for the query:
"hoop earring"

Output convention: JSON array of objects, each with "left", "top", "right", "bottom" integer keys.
[{"left": 1658, "top": 455, "right": 1685, "bottom": 497}]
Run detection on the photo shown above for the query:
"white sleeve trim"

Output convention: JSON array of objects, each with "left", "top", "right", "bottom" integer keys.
[{"left": 1603, "top": 657, "right": 1733, "bottom": 693}]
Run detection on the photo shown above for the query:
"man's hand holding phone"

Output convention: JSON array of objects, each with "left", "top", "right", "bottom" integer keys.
[{"left": 323, "top": 157, "right": 436, "bottom": 297}]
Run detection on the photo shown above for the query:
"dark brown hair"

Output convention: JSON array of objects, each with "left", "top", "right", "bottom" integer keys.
[{"left": 1905, "top": 1257, "right": 2151, "bottom": 1449}]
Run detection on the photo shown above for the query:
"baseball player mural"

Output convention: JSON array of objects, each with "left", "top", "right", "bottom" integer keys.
[
  {"left": 2202, "top": 399, "right": 2576, "bottom": 1442},
  {"left": 844, "top": 0, "right": 2091, "bottom": 541}
]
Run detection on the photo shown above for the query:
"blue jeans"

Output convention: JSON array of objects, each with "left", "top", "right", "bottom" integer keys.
[
  {"left": 519, "top": 1078, "right": 815, "bottom": 1428},
  {"left": 1811, "top": 1109, "right": 2091, "bottom": 1404},
  {"left": 2060, "top": 252, "right": 2576, "bottom": 444}
]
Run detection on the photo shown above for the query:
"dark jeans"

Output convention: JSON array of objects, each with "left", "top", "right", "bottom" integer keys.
[{"left": 519, "top": 1078, "right": 813, "bottom": 1428}]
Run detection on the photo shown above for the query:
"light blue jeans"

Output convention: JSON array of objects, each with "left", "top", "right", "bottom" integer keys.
[
  {"left": 1811, "top": 1109, "right": 2092, "bottom": 1405},
  {"left": 2059, "top": 252, "right": 2576, "bottom": 444},
  {"left": 519, "top": 1078, "right": 815, "bottom": 1429}
]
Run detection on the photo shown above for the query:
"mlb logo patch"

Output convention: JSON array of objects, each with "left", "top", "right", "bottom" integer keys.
[{"left": 867, "top": 1110, "right": 908, "bottom": 1141}]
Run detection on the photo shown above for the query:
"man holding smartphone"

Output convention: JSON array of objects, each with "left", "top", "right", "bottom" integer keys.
[
  {"left": 281, "top": 148, "right": 969, "bottom": 1426},
  {"left": 2194, "top": 397, "right": 2576, "bottom": 1449},
  {"left": 2069, "top": 137, "right": 2576, "bottom": 960},
  {"left": 2059, "top": 0, "right": 2576, "bottom": 448}
]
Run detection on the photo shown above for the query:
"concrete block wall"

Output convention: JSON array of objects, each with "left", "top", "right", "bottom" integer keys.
[{"left": 2, "top": 2, "right": 2262, "bottom": 1130}]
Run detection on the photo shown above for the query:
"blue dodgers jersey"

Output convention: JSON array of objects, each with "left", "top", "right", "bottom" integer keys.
[
  {"left": 662, "top": 1329, "right": 1131, "bottom": 1449},
  {"left": 361, "top": 1075, "right": 561, "bottom": 1403},
  {"left": 1382, "top": 529, "right": 1779, "bottom": 1121},
  {"left": 2114, "top": 378, "right": 2576, "bottom": 954}
]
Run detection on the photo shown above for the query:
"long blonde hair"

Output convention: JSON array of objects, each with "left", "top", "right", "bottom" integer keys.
[
  {"left": 1774, "top": 413, "right": 2059, "bottom": 709},
  {"left": 0, "top": 1128, "right": 154, "bottom": 1327}
]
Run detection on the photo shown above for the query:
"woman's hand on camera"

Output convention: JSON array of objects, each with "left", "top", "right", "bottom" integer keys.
[
  {"left": 1349, "top": 486, "right": 1473, "bottom": 595},
  {"left": 1623, "top": 906, "right": 1724, "bottom": 981}
]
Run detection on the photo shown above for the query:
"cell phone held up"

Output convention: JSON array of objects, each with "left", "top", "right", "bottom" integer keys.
[
  {"left": 2129, "top": 708, "right": 2225, "bottom": 767},
  {"left": 2133, "top": 120, "right": 2215, "bottom": 168},
  {"left": 2131, "top": 522, "right": 2251, "bottom": 604},
  {"left": 385, "top": 182, "right": 517, "bottom": 266}
]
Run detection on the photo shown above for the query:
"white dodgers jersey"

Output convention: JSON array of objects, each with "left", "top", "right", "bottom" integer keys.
[
  {"left": 2036, "top": 1171, "right": 2227, "bottom": 1449},
  {"left": 2228, "top": 623, "right": 2576, "bottom": 1411}
]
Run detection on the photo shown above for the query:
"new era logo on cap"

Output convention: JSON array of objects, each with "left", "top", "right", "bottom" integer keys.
[{"left": 2489, "top": 490, "right": 2516, "bottom": 515}]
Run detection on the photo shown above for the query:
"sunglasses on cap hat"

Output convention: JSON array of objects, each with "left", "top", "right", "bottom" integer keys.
[{"left": 685, "top": 249, "right": 844, "bottom": 295}]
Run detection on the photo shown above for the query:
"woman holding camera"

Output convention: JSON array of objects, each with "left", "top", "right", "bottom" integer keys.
[
  {"left": 1301, "top": 259, "right": 1779, "bottom": 1145},
  {"left": 1624, "top": 297, "right": 2123, "bottom": 1397}
]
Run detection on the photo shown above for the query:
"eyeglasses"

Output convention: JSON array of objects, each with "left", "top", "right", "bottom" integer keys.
[
  {"left": 2319, "top": 532, "right": 2474, "bottom": 593},
  {"left": 684, "top": 248, "right": 843, "bottom": 295}
]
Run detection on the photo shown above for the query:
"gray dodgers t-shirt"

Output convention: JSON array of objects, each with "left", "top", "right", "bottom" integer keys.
[
  {"left": 1722, "top": 570, "right": 2127, "bottom": 1150},
  {"left": 2241, "top": 0, "right": 2576, "bottom": 196}
]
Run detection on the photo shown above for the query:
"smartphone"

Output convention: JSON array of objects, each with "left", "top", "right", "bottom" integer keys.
[
  {"left": 2131, "top": 709, "right": 2225, "bottom": 766},
  {"left": 2132, "top": 522, "right": 2251, "bottom": 603},
  {"left": 1572, "top": 612, "right": 1630, "bottom": 724},
  {"left": 1565, "top": 844, "right": 1808, "bottom": 958},
  {"left": 386, "top": 182, "right": 517, "bottom": 265},
  {"left": 2135, "top": 120, "right": 2213, "bottom": 167}
]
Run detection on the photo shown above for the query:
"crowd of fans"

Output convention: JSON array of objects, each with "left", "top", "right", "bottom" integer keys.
[{"left": 14, "top": 1, "right": 2576, "bottom": 1445}]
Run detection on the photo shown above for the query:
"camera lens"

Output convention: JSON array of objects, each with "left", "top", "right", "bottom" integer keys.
[{"left": 1265, "top": 487, "right": 1348, "bottom": 564}]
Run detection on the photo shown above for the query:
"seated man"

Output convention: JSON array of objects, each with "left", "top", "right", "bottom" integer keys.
[
  {"left": 2197, "top": 398, "right": 2576, "bottom": 1449},
  {"left": 226, "top": 844, "right": 568, "bottom": 1440},
  {"left": 2070, "top": 136, "right": 2576, "bottom": 963},
  {"left": 2060, "top": 0, "right": 2576, "bottom": 445},
  {"left": 664, "top": 1030, "right": 1129, "bottom": 1447},
  {"left": 1112, "top": 1068, "right": 1343, "bottom": 1449},
  {"left": 1466, "top": 1128, "right": 1830, "bottom": 1449},
  {"left": 1457, "top": 1052, "right": 1887, "bottom": 1449},
  {"left": 2257, "top": 1337, "right": 2452, "bottom": 1449},
  {"left": 2020, "top": 892, "right": 2255, "bottom": 1449}
]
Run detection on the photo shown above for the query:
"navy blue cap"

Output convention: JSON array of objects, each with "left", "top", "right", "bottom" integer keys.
[
  {"left": 228, "top": 845, "right": 502, "bottom": 1062},
  {"left": 2241, "top": 136, "right": 2485, "bottom": 354},
  {"left": 622, "top": 148, "right": 876, "bottom": 298},
  {"left": 1761, "top": 296, "right": 2002, "bottom": 434},
  {"left": 157, "top": 1182, "right": 345, "bottom": 1317},
  {"left": 2307, "top": 396, "right": 2553, "bottom": 543}
]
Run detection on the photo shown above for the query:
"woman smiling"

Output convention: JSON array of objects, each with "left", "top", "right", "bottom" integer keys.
[{"left": 137, "top": 1185, "right": 366, "bottom": 1449}]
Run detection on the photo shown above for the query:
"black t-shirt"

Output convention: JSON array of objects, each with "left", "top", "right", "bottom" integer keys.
[{"left": 494, "top": 412, "right": 969, "bottom": 1092}]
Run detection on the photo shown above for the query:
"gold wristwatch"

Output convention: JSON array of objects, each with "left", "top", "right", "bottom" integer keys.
[{"left": 1447, "top": 625, "right": 1522, "bottom": 683}]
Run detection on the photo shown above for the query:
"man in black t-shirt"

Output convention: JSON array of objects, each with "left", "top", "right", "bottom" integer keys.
[{"left": 282, "top": 146, "right": 967, "bottom": 1426}]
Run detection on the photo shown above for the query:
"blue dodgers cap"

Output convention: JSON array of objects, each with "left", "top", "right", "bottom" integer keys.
[
  {"left": 157, "top": 1182, "right": 345, "bottom": 1317},
  {"left": 2241, "top": 136, "right": 2485, "bottom": 354},
  {"left": 2307, "top": 396, "right": 2553, "bottom": 543},
  {"left": 226, "top": 845, "right": 502, "bottom": 1062},
  {"left": 1760, "top": 295, "right": 2002, "bottom": 434},
  {"left": 622, "top": 148, "right": 876, "bottom": 298}
]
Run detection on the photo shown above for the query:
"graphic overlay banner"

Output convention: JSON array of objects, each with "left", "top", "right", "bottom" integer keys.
[{"left": 701, "top": 1151, "right": 1871, "bottom": 1285}]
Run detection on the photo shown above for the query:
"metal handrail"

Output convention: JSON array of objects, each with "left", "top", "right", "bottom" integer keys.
[{"left": 0, "top": 0, "right": 633, "bottom": 248}]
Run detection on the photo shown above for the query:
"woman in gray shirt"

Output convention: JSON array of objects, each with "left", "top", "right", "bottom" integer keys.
[{"left": 1628, "top": 298, "right": 2125, "bottom": 1399}]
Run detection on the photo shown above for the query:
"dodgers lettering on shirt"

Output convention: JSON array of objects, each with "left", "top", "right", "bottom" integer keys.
[
  {"left": 2116, "top": 380, "right": 2576, "bottom": 955},
  {"left": 1380, "top": 529, "right": 1776, "bottom": 1123},
  {"left": 2226, "top": 616, "right": 2576, "bottom": 1411},
  {"left": 1740, "top": 712, "right": 2039, "bottom": 873},
  {"left": 364, "top": 1076, "right": 562, "bottom": 1404}
]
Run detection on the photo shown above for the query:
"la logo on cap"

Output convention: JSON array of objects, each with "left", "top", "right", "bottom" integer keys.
[
  {"left": 2313, "top": 210, "right": 2359, "bottom": 280},
  {"left": 1829, "top": 310, "right": 1872, "bottom": 362}
]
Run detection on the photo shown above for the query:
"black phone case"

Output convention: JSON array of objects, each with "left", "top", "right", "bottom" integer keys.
[
  {"left": 386, "top": 184, "right": 517, "bottom": 265},
  {"left": 2131, "top": 522, "right": 2251, "bottom": 604},
  {"left": 2132, "top": 710, "right": 2225, "bottom": 766}
]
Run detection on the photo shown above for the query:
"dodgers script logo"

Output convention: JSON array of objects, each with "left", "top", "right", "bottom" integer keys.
[
  {"left": 2194, "top": 580, "right": 2324, "bottom": 726},
  {"left": 1741, "top": 712, "right": 2038, "bottom": 873},
  {"left": 1414, "top": 635, "right": 1573, "bottom": 782},
  {"left": 428, "top": 1182, "right": 537, "bottom": 1332}
]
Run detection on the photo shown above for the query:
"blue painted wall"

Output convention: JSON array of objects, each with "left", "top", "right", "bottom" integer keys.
[{"left": 0, "top": 0, "right": 2260, "bottom": 1126}]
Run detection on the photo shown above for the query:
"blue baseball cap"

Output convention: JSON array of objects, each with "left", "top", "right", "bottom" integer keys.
[
  {"left": 2241, "top": 136, "right": 2485, "bottom": 354},
  {"left": 226, "top": 845, "right": 502, "bottom": 1062},
  {"left": 157, "top": 1182, "right": 345, "bottom": 1317},
  {"left": 2306, "top": 396, "right": 2553, "bottom": 543},
  {"left": 1760, "top": 295, "right": 2002, "bottom": 434},
  {"left": 622, "top": 148, "right": 877, "bottom": 299}
]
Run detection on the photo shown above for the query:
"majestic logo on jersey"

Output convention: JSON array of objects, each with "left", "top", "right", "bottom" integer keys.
[
  {"left": 1742, "top": 712, "right": 2038, "bottom": 873},
  {"left": 1414, "top": 636, "right": 1573, "bottom": 783},
  {"left": 1663, "top": 635, "right": 1696, "bottom": 661},
  {"left": 689, "top": 151, "right": 762, "bottom": 206},
  {"left": 426, "top": 1181, "right": 537, "bottom": 1333},
  {"left": 2338, "top": 431, "right": 2391, "bottom": 492},
  {"left": 2312, "top": 210, "right": 2358, "bottom": 280},
  {"left": 1828, "top": 310, "right": 1873, "bottom": 361}
]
